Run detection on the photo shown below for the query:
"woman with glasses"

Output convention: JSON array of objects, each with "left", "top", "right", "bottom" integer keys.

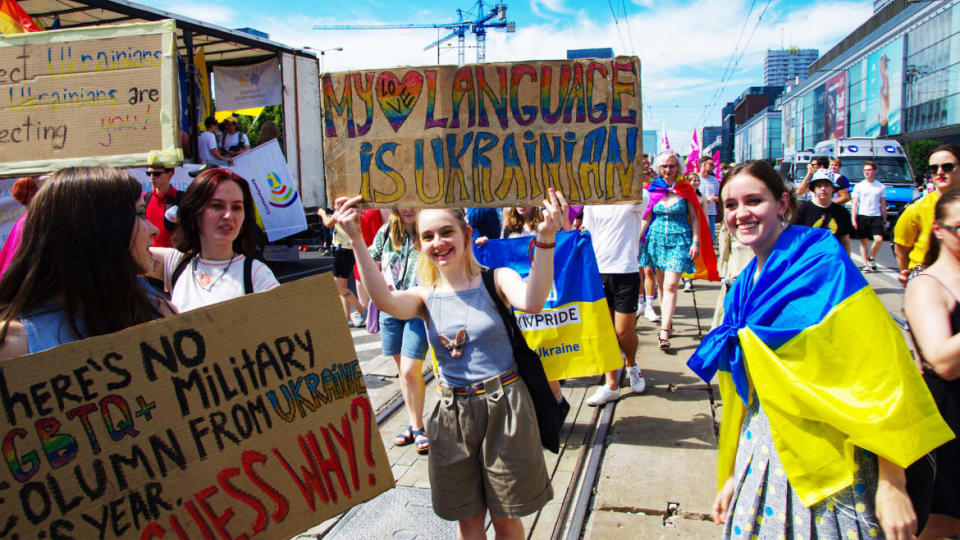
[
  {"left": 637, "top": 152, "right": 700, "bottom": 350},
  {"left": 904, "top": 188, "right": 960, "bottom": 540},
  {"left": 0, "top": 167, "right": 174, "bottom": 357},
  {"left": 145, "top": 168, "right": 278, "bottom": 312},
  {"left": 894, "top": 144, "right": 960, "bottom": 286}
]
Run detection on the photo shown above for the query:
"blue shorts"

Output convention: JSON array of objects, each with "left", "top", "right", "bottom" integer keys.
[{"left": 379, "top": 313, "right": 429, "bottom": 360}]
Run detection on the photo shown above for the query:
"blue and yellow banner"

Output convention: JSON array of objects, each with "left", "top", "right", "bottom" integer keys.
[
  {"left": 475, "top": 230, "right": 622, "bottom": 380},
  {"left": 688, "top": 225, "right": 953, "bottom": 506}
]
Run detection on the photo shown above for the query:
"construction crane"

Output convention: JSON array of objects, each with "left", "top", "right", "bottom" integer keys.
[{"left": 312, "top": 1, "right": 515, "bottom": 65}]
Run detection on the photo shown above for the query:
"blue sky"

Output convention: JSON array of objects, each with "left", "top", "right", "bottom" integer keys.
[{"left": 155, "top": 0, "right": 874, "bottom": 150}]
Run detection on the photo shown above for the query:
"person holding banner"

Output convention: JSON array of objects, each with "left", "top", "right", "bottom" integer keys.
[
  {"left": 690, "top": 161, "right": 952, "bottom": 540},
  {"left": 370, "top": 209, "right": 431, "bottom": 454},
  {"left": 334, "top": 190, "right": 567, "bottom": 540},
  {"left": 146, "top": 168, "right": 278, "bottom": 312},
  {"left": 0, "top": 167, "right": 175, "bottom": 356}
]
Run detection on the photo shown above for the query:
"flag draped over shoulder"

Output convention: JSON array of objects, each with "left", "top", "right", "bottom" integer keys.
[
  {"left": 475, "top": 230, "right": 622, "bottom": 380},
  {"left": 687, "top": 225, "right": 953, "bottom": 507},
  {"left": 643, "top": 177, "right": 720, "bottom": 281},
  {"left": 0, "top": 0, "right": 40, "bottom": 34}
]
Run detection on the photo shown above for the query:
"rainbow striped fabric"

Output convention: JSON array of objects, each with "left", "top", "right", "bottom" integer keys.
[
  {"left": 0, "top": 0, "right": 40, "bottom": 34},
  {"left": 688, "top": 225, "right": 953, "bottom": 506}
]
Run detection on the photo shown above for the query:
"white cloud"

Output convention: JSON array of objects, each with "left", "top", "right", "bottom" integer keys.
[{"left": 192, "top": 0, "right": 871, "bottom": 146}]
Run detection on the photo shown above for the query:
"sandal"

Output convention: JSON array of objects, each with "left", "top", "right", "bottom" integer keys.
[
  {"left": 658, "top": 328, "right": 671, "bottom": 350},
  {"left": 394, "top": 425, "right": 415, "bottom": 446},
  {"left": 413, "top": 429, "right": 429, "bottom": 455}
]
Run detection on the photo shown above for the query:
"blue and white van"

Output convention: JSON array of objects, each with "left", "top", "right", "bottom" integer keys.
[
  {"left": 812, "top": 138, "right": 919, "bottom": 226},
  {"left": 780, "top": 150, "right": 814, "bottom": 188}
]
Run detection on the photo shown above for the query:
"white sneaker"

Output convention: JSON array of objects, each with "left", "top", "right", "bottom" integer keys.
[
  {"left": 644, "top": 303, "right": 660, "bottom": 322},
  {"left": 682, "top": 279, "right": 693, "bottom": 292},
  {"left": 627, "top": 365, "right": 647, "bottom": 394},
  {"left": 350, "top": 311, "right": 363, "bottom": 327},
  {"left": 586, "top": 385, "right": 620, "bottom": 406},
  {"left": 636, "top": 298, "right": 645, "bottom": 316}
]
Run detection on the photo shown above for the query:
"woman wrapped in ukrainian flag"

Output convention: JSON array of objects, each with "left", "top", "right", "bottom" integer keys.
[{"left": 688, "top": 161, "right": 954, "bottom": 540}]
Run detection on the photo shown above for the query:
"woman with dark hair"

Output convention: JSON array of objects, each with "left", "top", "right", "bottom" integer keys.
[
  {"left": 0, "top": 176, "right": 40, "bottom": 279},
  {"left": 904, "top": 188, "right": 960, "bottom": 540},
  {"left": 690, "top": 160, "right": 951, "bottom": 539},
  {"left": 147, "top": 167, "right": 278, "bottom": 312},
  {"left": 0, "top": 167, "right": 174, "bottom": 357}
]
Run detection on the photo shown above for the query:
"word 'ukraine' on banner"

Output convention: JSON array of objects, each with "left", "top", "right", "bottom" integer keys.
[{"left": 475, "top": 230, "right": 621, "bottom": 380}]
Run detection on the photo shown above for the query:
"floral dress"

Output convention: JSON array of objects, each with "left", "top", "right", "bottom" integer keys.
[
  {"left": 724, "top": 396, "right": 881, "bottom": 539},
  {"left": 646, "top": 198, "right": 695, "bottom": 274}
]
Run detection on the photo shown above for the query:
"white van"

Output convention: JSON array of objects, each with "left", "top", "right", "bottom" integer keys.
[{"left": 812, "top": 138, "right": 919, "bottom": 226}]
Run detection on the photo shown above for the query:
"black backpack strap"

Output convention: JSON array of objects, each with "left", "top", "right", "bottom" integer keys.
[
  {"left": 481, "top": 268, "right": 528, "bottom": 355},
  {"left": 143, "top": 191, "right": 152, "bottom": 206},
  {"left": 243, "top": 256, "right": 254, "bottom": 295},
  {"left": 170, "top": 253, "right": 194, "bottom": 291}
]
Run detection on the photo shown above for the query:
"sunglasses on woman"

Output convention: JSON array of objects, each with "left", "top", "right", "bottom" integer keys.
[
  {"left": 929, "top": 162, "right": 957, "bottom": 174},
  {"left": 937, "top": 221, "right": 960, "bottom": 235}
]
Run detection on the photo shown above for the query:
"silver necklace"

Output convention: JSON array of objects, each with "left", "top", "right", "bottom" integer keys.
[{"left": 194, "top": 255, "right": 235, "bottom": 292}]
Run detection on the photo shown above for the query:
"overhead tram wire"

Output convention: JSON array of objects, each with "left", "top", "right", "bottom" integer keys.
[
  {"left": 697, "top": 0, "right": 774, "bottom": 127},
  {"left": 620, "top": 0, "right": 636, "bottom": 57},
  {"left": 696, "top": 0, "right": 759, "bottom": 126},
  {"left": 607, "top": 0, "right": 629, "bottom": 55}
]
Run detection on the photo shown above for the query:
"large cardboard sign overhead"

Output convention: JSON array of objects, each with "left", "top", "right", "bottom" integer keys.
[
  {"left": 322, "top": 57, "right": 644, "bottom": 208},
  {"left": 0, "top": 20, "right": 181, "bottom": 176},
  {"left": 0, "top": 274, "right": 393, "bottom": 539}
]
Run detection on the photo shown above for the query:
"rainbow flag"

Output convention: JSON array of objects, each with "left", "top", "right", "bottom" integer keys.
[
  {"left": 475, "top": 230, "right": 623, "bottom": 380},
  {"left": 688, "top": 225, "right": 953, "bottom": 506},
  {"left": 0, "top": 0, "right": 40, "bottom": 34}
]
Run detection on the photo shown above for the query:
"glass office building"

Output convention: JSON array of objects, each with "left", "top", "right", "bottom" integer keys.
[
  {"left": 780, "top": 0, "right": 960, "bottom": 156},
  {"left": 735, "top": 108, "right": 782, "bottom": 163}
]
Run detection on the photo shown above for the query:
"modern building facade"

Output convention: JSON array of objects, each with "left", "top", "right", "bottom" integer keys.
[
  {"left": 764, "top": 48, "right": 819, "bottom": 86},
  {"left": 735, "top": 108, "right": 783, "bottom": 163},
  {"left": 780, "top": 0, "right": 960, "bottom": 156}
]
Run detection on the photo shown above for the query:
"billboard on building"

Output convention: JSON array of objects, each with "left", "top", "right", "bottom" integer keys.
[
  {"left": 866, "top": 37, "right": 903, "bottom": 137},
  {"left": 783, "top": 101, "right": 796, "bottom": 152},
  {"left": 824, "top": 71, "right": 847, "bottom": 140}
]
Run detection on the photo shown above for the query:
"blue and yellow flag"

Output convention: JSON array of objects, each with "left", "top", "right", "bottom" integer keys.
[
  {"left": 476, "top": 230, "right": 622, "bottom": 380},
  {"left": 688, "top": 225, "right": 953, "bottom": 506}
]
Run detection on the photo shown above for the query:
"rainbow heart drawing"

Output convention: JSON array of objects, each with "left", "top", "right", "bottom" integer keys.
[{"left": 266, "top": 172, "right": 299, "bottom": 208}]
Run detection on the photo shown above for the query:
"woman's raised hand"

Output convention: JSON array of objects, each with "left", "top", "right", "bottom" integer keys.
[
  {"left": 539, "top": 188, "right": 568, "bottom": 237},
  {"left": 333, "top": 195, "right": 364, "bottom": 238}
]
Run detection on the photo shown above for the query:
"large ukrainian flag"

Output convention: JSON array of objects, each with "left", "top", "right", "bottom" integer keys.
[
  {"left": 476, "top": 230, "right": 622, "bottom": 380},
  {"left": 688, "top": 225, "right": 953, "bottom": 507}
]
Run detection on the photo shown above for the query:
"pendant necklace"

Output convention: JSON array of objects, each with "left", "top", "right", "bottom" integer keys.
[
  {"left": 194, "top": 254, "right": 235, "bottom": 291},
  {"left": 436, "top": 293, "right": 470, "bottom": 359}
]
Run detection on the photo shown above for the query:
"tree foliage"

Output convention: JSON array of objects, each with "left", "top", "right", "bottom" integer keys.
[{"left": 906, "top": 139, "right": 942, "bottom": 182}]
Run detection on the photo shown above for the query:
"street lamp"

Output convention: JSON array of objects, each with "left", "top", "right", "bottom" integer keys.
[{"left": 304, "top": 46, "right": 343, "bottom": 73}]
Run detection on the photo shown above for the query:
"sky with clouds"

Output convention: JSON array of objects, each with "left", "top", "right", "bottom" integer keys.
[{"left": 156, "top": 0, "right": 875, "bottom": 150}]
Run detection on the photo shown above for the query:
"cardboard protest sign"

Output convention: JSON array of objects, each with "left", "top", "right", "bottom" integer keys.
[
  {"left": 0, "top": 274, "right": 393, "bottom": 539},
  {"left": 322, "top": 57, "right": 644, "bottom": 208},
  {"left": 475, "top": 230, "right": 622, "bottom": 380},
  {"left": 0, "top": 20, "right": 181, "bottom": 176},
  {"left": 232, "top": 139, "right": 309, "bottom": 241}
]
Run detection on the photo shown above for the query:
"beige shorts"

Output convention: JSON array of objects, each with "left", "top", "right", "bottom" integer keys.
[{"left": 427, "top": 369, "right": 553, "bottom": 521}]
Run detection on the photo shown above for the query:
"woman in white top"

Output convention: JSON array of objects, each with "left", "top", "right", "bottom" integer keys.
[{"left": 147, "top": 168, "right": 278, "bottom": 312}]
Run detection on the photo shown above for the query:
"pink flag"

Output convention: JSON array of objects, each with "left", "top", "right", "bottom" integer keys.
[
  {"left": 713, "top": 151, "right": 722, "bottom": 178},
  {"left": 660, "top": 126, "right": 671, "bottom": 152},
  {"left": 684, "top": 130, "right": 700, "bottom": 175}
]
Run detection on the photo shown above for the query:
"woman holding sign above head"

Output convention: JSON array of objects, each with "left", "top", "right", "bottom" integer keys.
[
  {"left": 0, "top": 167, "right": 175, "bottom": 358},
  {"left": 145, "top": 167, "right": 279, "bottom": 312},
  {"left": 334, "top": 189, "right": 567, "bottom": 540}
]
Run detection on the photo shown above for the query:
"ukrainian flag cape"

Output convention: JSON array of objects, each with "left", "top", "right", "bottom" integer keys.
[
  {"left": 687, "top": 226, "right": 953, "bottom": 507},
  {"left": 475, "top": 230, "right": 622, "bottom": 380}
]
